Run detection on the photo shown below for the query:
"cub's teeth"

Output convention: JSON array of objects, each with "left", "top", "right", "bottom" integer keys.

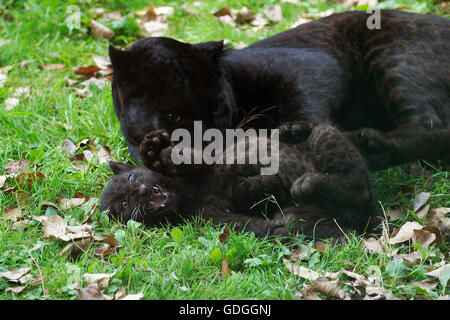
[{"left": 160, "top": 204, "right": 165, "bottom": 208}]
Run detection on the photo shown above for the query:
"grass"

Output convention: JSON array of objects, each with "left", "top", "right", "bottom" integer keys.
[{"left": 0, "top": 0, "right": 449, "bottom": 300}]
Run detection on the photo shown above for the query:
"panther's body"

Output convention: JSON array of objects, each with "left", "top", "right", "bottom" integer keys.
[
  {"left": 109, "top": 10, "right": 450, "bottom": 171},
  {"left": 101, "top": 125, "right": 377, "bottom": 239}
]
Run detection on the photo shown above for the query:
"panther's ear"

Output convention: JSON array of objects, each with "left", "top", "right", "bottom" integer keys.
[
  {"left": 108, "top": 45, "right": 133, "bottom": 73},
  {"left": 109, "top": 161, "right": 135, "bottom": 175},
  {"left": 192, "top": 40, "right": 224, "bottom": 60}
]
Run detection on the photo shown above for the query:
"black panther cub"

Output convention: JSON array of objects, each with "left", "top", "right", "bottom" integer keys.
[
  {"left": 101, "top": 125, "right": 377, "bottom": 239},
  {"left": 109, "top": 10, "right": 449, "bottom": 172}
]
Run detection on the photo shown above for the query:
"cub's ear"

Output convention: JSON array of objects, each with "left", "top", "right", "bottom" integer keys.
[
  {"left": 108, "top": 45, "right": 133, "bottom": 72},
  {"left": 192, "top": 40, "right": 224, "bottom": 60},
  {"left": 109, "top": 161, "right": 135, "bottom": 175}
]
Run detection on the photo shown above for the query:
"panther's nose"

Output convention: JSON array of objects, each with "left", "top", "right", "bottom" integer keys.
[{"left": 138, "top": 184, "right": 148, "bottom": 195}]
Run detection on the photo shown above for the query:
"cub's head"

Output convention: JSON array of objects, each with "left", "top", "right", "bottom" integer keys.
[
  {"left": 109, "top": 37, "right": 236, "bottom": 155},
  {"left": 100, "top": 162, "right": 179, "bottom": 225}
]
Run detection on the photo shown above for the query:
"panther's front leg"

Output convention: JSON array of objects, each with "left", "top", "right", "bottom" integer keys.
[{"left": 139, "top": 129, "right": 211, "bottom": 176}]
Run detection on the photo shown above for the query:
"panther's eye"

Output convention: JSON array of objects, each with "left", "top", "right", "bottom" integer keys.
[
  {"left": 168, "top": 113, "right": 181, "bottom": 122},
  {"left": 128, "top": 174, "right": 134, "bottom": 183},
  {"left": 122, "top": 201, "right": 127, "bottom": 208}
]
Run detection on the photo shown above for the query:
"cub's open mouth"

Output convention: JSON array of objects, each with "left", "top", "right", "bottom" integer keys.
[{"left": 149, "top": 184, "right": 169, "bottom": 211}]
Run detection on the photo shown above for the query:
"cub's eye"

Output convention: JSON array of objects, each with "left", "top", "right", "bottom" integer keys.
[
  {"left": 168, "top": 113, "right": 181, "bottom": 122},
  {"left": 122, "top": 201, "right": 127, "bottom": 208},
  {"left": 128, "top": 174, "right": 134, "bottom": 183}
]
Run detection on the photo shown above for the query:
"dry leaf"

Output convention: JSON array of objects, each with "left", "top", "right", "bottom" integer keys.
[
  {"left": 83, "top": 272, "right": 115, "bottom": 290},
  {"left": 264, "top": 5, "right": 282, "bottom": 23},
  {"left": 424, "top": 208, "right": 450, "bottom": 233},
  {"left": 97, "top": 146, "right": 115, "bottom": 164},
  {"left": 219, "top": 227, "right": 230, "bottom": 244},
  {"left": 6, "top": 286, "right": 25, "bottom": 294},
  {"left": 396, "top": 251, "right": 422, "bottom": 267},
  {"left": 234, "top": 7, "right": 255, "bottom": 23},
  {"left": 416, "top": 204, "right": 430, "bottom": 218},
  {"left": 5, "top": 205, "right": 24, "bottom": 221},
  {"left": 0, "top": 175, "right": 6, "bottom": 188},
  {"left": 91, "top": 20, "right": 115, "bottom": 39},
  {"left": 313, "top": 278, "right": 346, "bottom": 299},
  {"left": 412, "top": 280, "right": 439, "bottom": 290},
  {"left": 42, "top": 214, "right": 92, "bottom": 241},
  {"left": 413, "top": 192, "right": 431, "bottom": 212},
  {"left": 426, "top": 264, "right": 449, "bottom": 278},
  {"left": 388, "top": 208, "right": 407, "bottom": 221},
  {"left": 93, "top": 233, "right": 119, "bottom": 247},
  {"left": 104, "top": 11, "right": 122, "bottom": 20},
  {"left": 362, "top": 238, "right": 383, "bottom": 254},
  {"left": 39, "top": 63, "right": 65, "bottom": 71},
  {"left": 60, "top": 237, "right": 92, "bottom": 258},
  {"left": 5, "top": 160, "right": 35, "bottom": 177},
  {"left": 297, "top": 285, "right": 321, "bottom": 300},
  {"left": 251, "top": 13, "right": 268, "bottom": 28},
  {"left": 213, "top": 6, "right": 232, "bottom": 17},
  {"left": 388, "top": 221, "right": 423, "bottom": 245},
  {"left": 284, "top": 259, "right": 320, "bottom": 281},
  {"left": 412, "top": 229, "right": 436, "bottom": 248},
  {"left": 221, "top": 258, "right": 229, "bottom": 279},
  {"left": 72, "top": 65, "right": 101, "bottom": 77},
  {"left": 0, "top": 268, "right": 31, "bottom": 282},
  {"left": 217, "top": 15, "right": 235, "bottom": 26},
  {"left": 12, "top": 219, "right": 30, "bottom": 231},
  {"left": 63, "top": 139, "right": 77, "bottom": 155},
  {"left": 58, "top": 195, "right": 86, "bottom": 210},
  {"left": 5, "top": 97, "right": 19, "bottom": 111},
  {"left": 78, "top": 284, "right": 112, "bottom": 300}
]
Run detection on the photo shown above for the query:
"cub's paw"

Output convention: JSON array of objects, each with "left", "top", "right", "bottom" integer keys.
[
  {"left": 290, "top": 173, "right": 324, "bottom": 200},
  {"left": 139, "top": 130, "right": 177, "bottom": 175},
  {"left": 279, "top": 120, "right": 318, "bottom": 144}
]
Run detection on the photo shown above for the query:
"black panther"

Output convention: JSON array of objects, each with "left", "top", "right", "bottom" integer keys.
[{"left": 109, "top": 10, "right": 449, "bottom": 172}]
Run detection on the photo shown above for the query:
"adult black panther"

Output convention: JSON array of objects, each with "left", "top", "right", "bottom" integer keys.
[{"left": 109, "top": 10, "right": 449, "bottom": 171}]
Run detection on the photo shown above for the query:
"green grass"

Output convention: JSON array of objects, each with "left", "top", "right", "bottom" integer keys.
[{"left": 0, "top": 0, "right": 449, "bottom": 300}]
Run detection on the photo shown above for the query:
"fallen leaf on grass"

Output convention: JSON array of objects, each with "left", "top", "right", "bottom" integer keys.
[
  {"left": 5, "top": 97, "right": 19, "bottom": 111},
  {"left": 413, "top": 192, "right": 430, "bottom": 212},
  {"left": 0, "top": 175, "right": 6, "bottom": 188},
  {"left": 388, "top": 208, "right": 407, "bottom": 221},
  {"left": 6, "top": 286, "right": 26, "bottom": 294},
  {"left": 264, "top": 5, "right": 282, "bottom": 23},
  {"left": 114, "top": 286, "right": 144, "bottom": 300},
  {"left": 139, "top": 2, "right": 170, "bottom": 37},
  {"left": 72, "top": 65, "right": 101, "bottom": 77},
  {"left": 5, "top": 160, "right": 36, "bottom": 177},
  {"left": 412, "top": 229, "right": 436, "bottom": 248},
  {"left": 297, "top": 285, "right": 321, "bottom": 300},
  {"left": 78, "top": 284, "right": 112, "bottom": 300},
  {"left": 411, "top": 280, "right": 439, "bottom": 290},
  {"left": 388, "top": 221, "right": 423, "bottom": 245},
  {"left": 312, "top": 278, "right": 346, "bottom": 299},
  {"left": 58, "top": 195, "right": 86, "bottom": 211},
  {"left": 219, "top": 227, "right": 230, "bottom": 244},
  {"left": 91, "top": 20, "right": 115, "bottom": 39},
  {"left": 39, "top": 63, "right": 65, "bottom": 71},
  {"left": 362, "top": 237, "right": 383, "bottom": 254},
  {"left": 416, "top": 204, "right": 430, "bottom": 218},
  {"left": 42, "top": 214, "right": 92, "bottom": 241},
  {"left": 426, "top": 264, "right": 449, "bottom": 278},
  {"left": 0, "top": 267, "right": 31, "bottom": 283},
  {"left": 60, "top": 237, "right": 92, "bottom": 259},
  {"left": 283, "top": 259, "right": 320, "bottom": 281},
  {"left": 423, "top": 208, "right": 450, "bottom": 234},
  {"left": 12, "top": 219, "right": 30, "bottom": 231},
  {"left": 83, "top": 272, "right": 116, "bottom": 290},
  {"left": 221, "top": 258, "right": 229, "bottom": 279}
]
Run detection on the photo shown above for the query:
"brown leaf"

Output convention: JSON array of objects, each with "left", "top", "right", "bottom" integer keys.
[
  {"left": 60, "top": 237, "right": 92, "bottom": 259},
  {"left": 0, "top": 268, "right": 31, "bottom": 282},
  {"left": 78, "top": 284, "right": 112, "bottom": 300},
  {"left": 416, "top": 204, "right": 430, "bottom": 218},
  {"left": 91, "top": 20, "right": 115, "bottom": 39},
  {"left": 221, "top": 258, "right": 229, "bottom": 279},
  {"left": 5, "top": 160, "right": 35, "bottom": 177},
  {"left": 15, "top": 172, "right": 44, "bottom": 190},
  {"left": 297, "top": 285, "right": 321, "bottom": 300},
  {"left": 39, "top": 63, "right": 65, "bottom": 71},
  {"left": 12, "top": 219, "right": 30, "bottom": 231},
  {"left": 312, "top": 278, "right": 346, "bottom": 299},
  {"left": 5, "top": 97, "right": 19, "bottom": 111},
  {"left": 142, "top": 2, "right": 158, "bottom": 22},
  {"left": 213, "top": 6, "right": 232, "bottom": 17},
  {"left": 388, "top": 221, "right": 423, "bottom": 245},
  {"left": 97, "top": 146, "right": 115, "bottom": 164},
  {"left": 423, "top": 208, "right": 450, "bottom": 234},
  {"left": 396, "top": 251, "right": 422, "bottom": 267},
  {"left": 218, "top": 227, "right": 230, "bottom": 244},
  {"left": 234, "top": 7, "right": 255, "bottom": 23},
  {"left": 264, "top": 5, "right": 282, "bottom": 23},
  {"left": 422, "top": 226, "right": 443, "bottom": 246},
  {"left": 6, "top": 286, "right": 25, "bottom": 294},
  {"left": 83, "top": 272, "right": 115, "bottom": 290},
  {"left": 0, "top": 175, "right": 6, "bottom": 188},
  {"left": 58, "top": 195, "right": 86, "bottom": 211},
  {"left": 412, "top": 229, "right": 436, "bottom": 248},
  {"left": 412, "top": 280, "right": 439, "bottom": 290},
  {"left": 426, "top": 264, "right": 449, "bottom": 278},
  {"left": 362, "top": 238, "right": 383, "bottom": 254},
  {"left": 63, "top": 139, "right": 77, "bottom": 155},
  {"left": 5, "top": 205, "right": 24, "bottom": 221},
  {"left": 388, "top": 208, "right": 407, "bottom": 221},
  {"left": 93, "top": 233, "right": 120, "bottom": 247},
  {"left": 413, "top": 192, "right": 431, "bottom": 212},
  {"left": 72, "top": 65, "right": 101, "bottom": 77},
  {"left": 284, "top": 259, "right": 320, "bottom": 281},
  {"left": 315, "top": 241, "right": 328, "bottom": 251}
]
